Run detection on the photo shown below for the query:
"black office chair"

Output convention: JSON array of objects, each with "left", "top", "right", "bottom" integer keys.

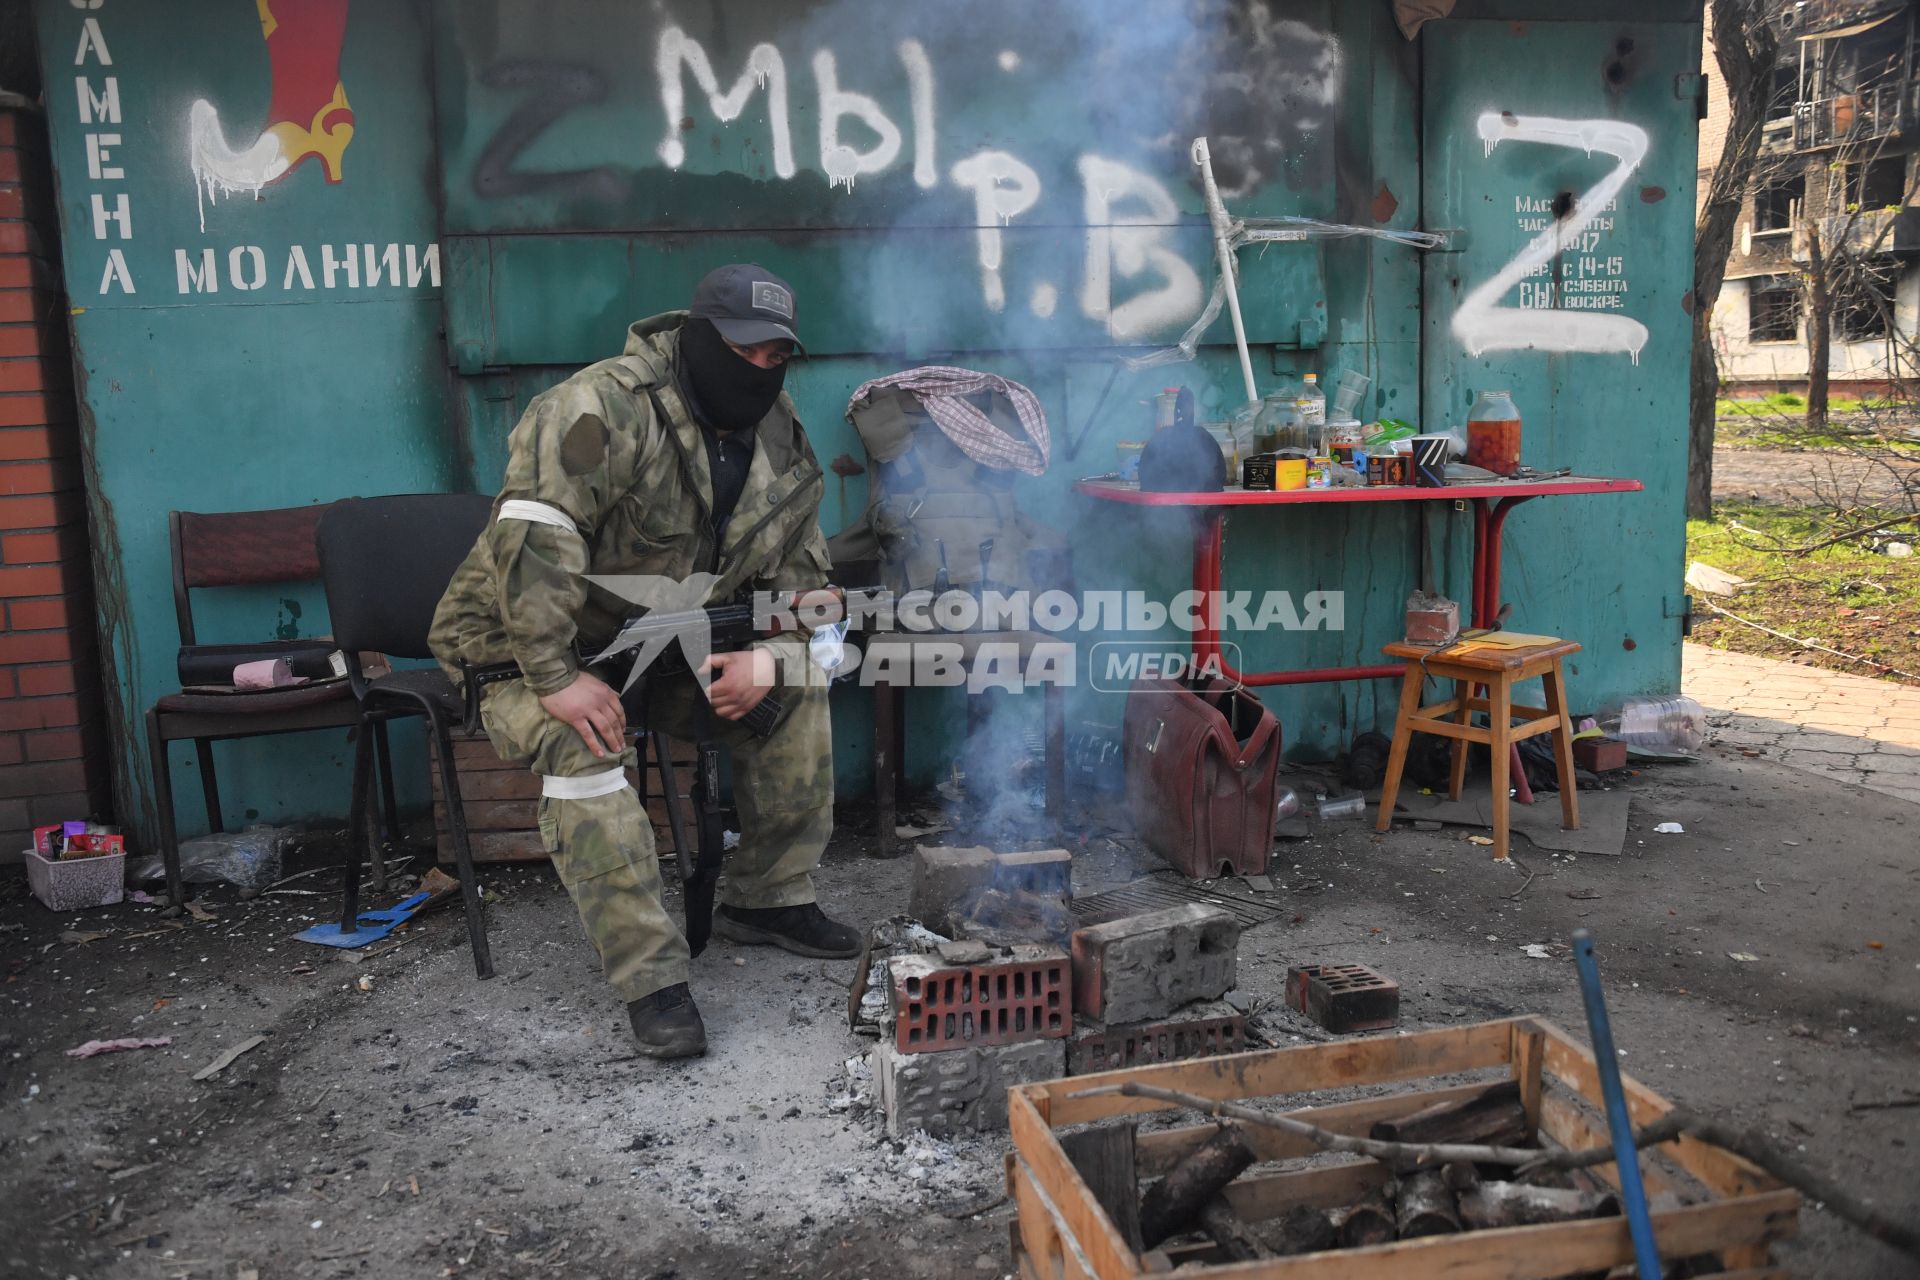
[{"left": 315, "top": 494, "right": 495, "bottom": 979}]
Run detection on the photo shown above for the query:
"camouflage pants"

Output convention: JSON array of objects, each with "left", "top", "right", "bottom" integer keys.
[{"left": 479, "top": 670, "right": 834, "bottom": 1002}]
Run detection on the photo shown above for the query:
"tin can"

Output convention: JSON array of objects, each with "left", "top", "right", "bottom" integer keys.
[
  {"left": 1242, "top": 453, "right": 1278, "bottom": 491},
  {"left": 1368, "top": 454, "right": 1410, "bottom": 486}
]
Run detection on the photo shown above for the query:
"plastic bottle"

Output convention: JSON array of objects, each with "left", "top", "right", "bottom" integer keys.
[
  {"left": 1466, "top": 389, "right": 1523, "bottom": 476},
  {"left": 1318, "top": 793, "right": 1366, "bottom": 819},
  {"left": 1601, "top": 696, "right": 1706, "bottom": 757},
  {"left": 1295, "top": 373, "right": 1327, "bottom": 431}
]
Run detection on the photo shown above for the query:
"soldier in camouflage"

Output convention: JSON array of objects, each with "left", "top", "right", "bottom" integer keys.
[{"left": 430, "top": 265, "right": 859, "bottom": 1058}]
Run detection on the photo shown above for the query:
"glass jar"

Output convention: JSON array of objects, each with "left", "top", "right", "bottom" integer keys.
[
  {"left": 1258, "top": 389, "right": 1305, "bottom": 453},
  {"left": 1466, "top": 390, "right": 1522, "bottom": 476}
]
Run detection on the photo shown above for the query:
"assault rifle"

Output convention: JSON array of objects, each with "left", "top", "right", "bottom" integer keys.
[{"left": 463, "top": 585, "right": 865, "bottom": 956}]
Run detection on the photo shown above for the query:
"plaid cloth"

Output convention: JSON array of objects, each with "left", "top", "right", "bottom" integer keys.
[{"left": 848, "top": 366, "right": 1050, "bottom": 476}]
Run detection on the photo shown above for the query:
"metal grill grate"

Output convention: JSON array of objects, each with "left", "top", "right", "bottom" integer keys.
[{"left": 1070, "top": 873, "right": 1286, "bottom": 931}]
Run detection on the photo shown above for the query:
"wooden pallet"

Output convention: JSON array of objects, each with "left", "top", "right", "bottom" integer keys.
[
  {"left": 428, "top": 732, "right": 694, "bottom": 864},
  {"left": 1007, "top": 1016, "right": 1799, "bottom": 1279}
]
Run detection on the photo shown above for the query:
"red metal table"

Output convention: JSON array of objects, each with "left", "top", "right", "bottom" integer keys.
[{"left": 1072, "top": 476, "right": 1645, "bottom": 688}]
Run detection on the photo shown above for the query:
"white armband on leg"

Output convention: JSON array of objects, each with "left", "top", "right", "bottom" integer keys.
[{"left": 541, "top": 767, "right": 630, "bottom": 800}]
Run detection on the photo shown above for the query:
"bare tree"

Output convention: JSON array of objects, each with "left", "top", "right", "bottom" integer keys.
[
  {"left": 1691, "top": 0, "right": 1782, "bottom": 518},
  {"left": 1796, "top": 132, "right": 1904, "bottom": 434}
]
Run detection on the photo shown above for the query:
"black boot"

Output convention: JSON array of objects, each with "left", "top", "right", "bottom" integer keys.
[
  {"left": 626, "top": 982, "right": 708, "bottom": 1058},
  {"left": 714, "top": 902, "right": 862, "bottom": 958}
]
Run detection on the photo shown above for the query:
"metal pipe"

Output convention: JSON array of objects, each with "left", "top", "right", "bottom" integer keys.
[
  {"left": 1571, "top": 930, "right": 1663, "bottom": 1279},
  {"left": 1192, "top": 137, "right": 1259, "bottom": 405}
]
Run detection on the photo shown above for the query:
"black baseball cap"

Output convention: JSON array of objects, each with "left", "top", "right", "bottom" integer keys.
[{"left": 689, "top": 263, "right": 803, "bottom": 354}]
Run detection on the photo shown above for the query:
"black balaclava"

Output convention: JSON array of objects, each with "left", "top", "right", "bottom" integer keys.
[{"left": 678, "top": 318, "right": 786, "bottom": 432}]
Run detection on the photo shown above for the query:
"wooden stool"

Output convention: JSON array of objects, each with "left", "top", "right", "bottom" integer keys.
[{"left": 1375, "top": 637, "right": 1582, "bottom": 860}]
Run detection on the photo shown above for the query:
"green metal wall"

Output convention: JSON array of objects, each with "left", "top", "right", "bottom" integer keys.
[{"left": 36, "top": 0, "right": 1700, "bottom": 842}]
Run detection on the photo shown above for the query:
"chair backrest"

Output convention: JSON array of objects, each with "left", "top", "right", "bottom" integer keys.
[
  {"left": 170, "top": 504, "right": 335, "bottom": 646},
  {"left": 315, "top": 494, "right": 494, "bottom": 660}
]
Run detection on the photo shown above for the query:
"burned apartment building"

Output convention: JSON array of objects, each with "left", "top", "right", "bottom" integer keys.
[{"left": 1706, "top": 0, "right": 1920, "bottom": 394}]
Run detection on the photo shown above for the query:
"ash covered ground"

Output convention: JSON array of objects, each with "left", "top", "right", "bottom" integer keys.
[{"left": 1, "top": 743, "right": 1915, "bottom": 1279}]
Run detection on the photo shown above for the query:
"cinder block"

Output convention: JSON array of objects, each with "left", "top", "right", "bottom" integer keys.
[
  {"left": 872, "top": 1035, "right": 1065, "bottom": 1138},
  {"left": 909, "top": 845, "right": 997, "bottom": 934},
  {"left": 1071, "top": 904, "right": 1239, "bottom": 1024},
  {"left": 889, "top": 943, "right": 1071, "bottom": 1052},
  {"left": 1066, "top": 1000, "right": 1248, "bottom": 1076},
  {"left": 991, "top": 847, "right": 1073, "bottom": 899},
  {"left": 1287, "top": 963, "right": 1399, "bottom": 1033}
]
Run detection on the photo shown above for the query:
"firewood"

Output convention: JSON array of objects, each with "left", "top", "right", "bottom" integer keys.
[
  {"left": 1068, "top": 1080, "right": 1920, "bottom": 1262},
  {"left": 1441, "top": 1160, "right": 1481, "bottom": 1193},
  {"left": 1198, "top": 1197, "right": 1274, "bottom": 1261},
  {"left": 1395, "top": 1169, "right": 1463, "bottom": 1238},
  {"left": 1457, "top": 1180, "right": 1621, "bottom": 1229},
  {"left": 1059, "top": 1121, "right": 1141, "bottom": 1252},
  {"left": 1272, "top": 1203, "right": 1337, "bottom": 1256},
  {"left": 1137, "top": 1124, "right": 1257, "bottom": 1248},
  {"left": 1370, "top": 1079, "right": 1529, "bottom": 1150},
  {"left": 1335, "top": 1186, "right": 1396, "bottom": 1248}
]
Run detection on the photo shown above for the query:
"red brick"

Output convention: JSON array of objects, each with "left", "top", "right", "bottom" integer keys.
[
  {"left": 0, "top": 224, "right": 25, "bottom": 255},
  {"left": 0, "top": 735, "right": 22, "bottom": 767},
  {"left": 0, "top": 426, "right": 73, "bottom": 460},
  {"left": 0, "top": 630, "right": 70, "bottom": 663},
  {"left": 28, "top": 788, "right": 95, "bottom": 823},
  {"left": 0, "top": 795, "right": 28, "bottom": 827},
  {"left": 0, "top": 460, "right": 76, "bottom": 495},
  {"left": 8, "top": 598, "right": 71, "bottom": 631},
  {"left": 0, "top": 326, "right": 46, "bottom": 359},
  {"left": 0, "top": 292, "right": 40, "bottom": 324},
  {"left": 15, "top": 663, "right": 74, "bottom": 696},
  {"left": 0, "top": 695, "right": 78, "bottom": 732},
  {"left": 0, "top": 393, "right": 72, "bottom": 427},
  {"left": 0, "top": 359, "right": 45, "bottom": 393},
  {"left": 0, "top": 116, "right": 16, "bottom": 146},
  {"left": 0, "top": 493, "right": 82, "bottom": 530},
  {"left": 0, "top": 152, "right": 19, "bottom": 185},
  {"left": 0, "top": 759, "right": 86, "bottom": 799},
  {"left": 0, "top": 669, "right": 13, "bottom": 698},
  {"left": 23, "top": 728, "right": 83, "bottom": 762},
  {"left": 3, "top": 531, "right": 62, "bottom": 563},
  {"left": 0, "top": 258, "right": 45, "bottom": 290},
  {"left": 0, "top": 189, "right": 22, "bottom": 220},
  {"left": 0, "top": 565, "right": 62, "bottom": 597}
]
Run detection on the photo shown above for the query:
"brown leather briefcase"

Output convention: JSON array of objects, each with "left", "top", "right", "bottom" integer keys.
[{"left": 1123, "top": 675, "right": 1280, "bottom": 878}]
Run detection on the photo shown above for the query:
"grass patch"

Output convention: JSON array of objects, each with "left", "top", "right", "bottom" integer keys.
[
  {"left": 1715, "top": 392, "right": 1880, "bottom": 417},
  {"left": 1688, "top": 502, "right": 1920, "bottom": 684}
]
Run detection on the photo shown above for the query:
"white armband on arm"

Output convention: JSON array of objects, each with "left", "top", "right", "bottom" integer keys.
[{"left": 497, "top": 500, "right": 578, "bottom": 533}]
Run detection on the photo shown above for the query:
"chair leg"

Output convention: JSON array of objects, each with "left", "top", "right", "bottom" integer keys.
[
  {"left": 1374, "top": 666, "right": 1425, "bottom": 832},
  {"left": 1449, "top": 679, "right": 1474, "bottom": 801},
  {"left": 1043, "top": 681, "right": 1066, "bottom": 821},
  {"left": 339, "top": 723, "right": 372, "bottom": 932},
  {"left": 373, "top": 721, "right": 403, "bottom": 847},
  {"left": 873, "top": 680, "right": 897, "bottom": 848},
  {"left": 1543, "top": 658, "right": 1582, "bottom": 831},
  {"left": 1488, "top": 679, "right": 1513, "bottom": 861},
  {"left": 430, "top": 710, "right": 494, "bottom": 980},
  {"left": 194, "top": 739, "right": 223, "bottom": 834},
  {"left": 148, "top": 710, "right": 186, "bottom": 910}
]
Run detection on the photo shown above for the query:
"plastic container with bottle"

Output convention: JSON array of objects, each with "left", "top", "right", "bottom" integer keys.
[
  {"left": 1466, "top": 389, "right": 1523, "bottom": 476},
  {"left": 1600, "top": 696, "right": 1707, "bottom": 757}
]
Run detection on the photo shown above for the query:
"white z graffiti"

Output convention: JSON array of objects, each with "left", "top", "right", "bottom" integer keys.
[{"left": 1452, "top": 114, "right": 1650, "bottom": 361}]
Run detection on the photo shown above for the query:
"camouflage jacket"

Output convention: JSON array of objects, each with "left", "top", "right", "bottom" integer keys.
[{"left": 429, "top": 311, "right": 830, "bottom": 696}]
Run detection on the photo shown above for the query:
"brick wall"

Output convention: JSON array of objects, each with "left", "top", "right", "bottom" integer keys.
[{"left": 0, "top": 105, "right": 112, "bottom": 857}]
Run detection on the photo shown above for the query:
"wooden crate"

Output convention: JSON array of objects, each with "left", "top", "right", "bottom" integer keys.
[
  {"left": 428, "top": 733, "right": 694, "bottom": 864},
  {"left": 1007, "top": 1017, "right": 1800, "bottom": 1280}
]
